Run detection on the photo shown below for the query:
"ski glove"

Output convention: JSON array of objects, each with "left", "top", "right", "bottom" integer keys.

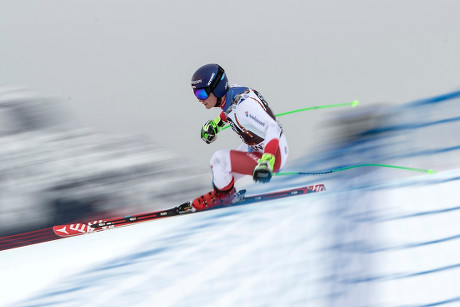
[
  {"left": 201, "top": 117, "right": 225, "bottom": 144},
  {"left": 253, "top": 153, "right": 275, "bottom": 183}
]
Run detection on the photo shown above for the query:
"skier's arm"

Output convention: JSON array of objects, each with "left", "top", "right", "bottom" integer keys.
[
  {"left": 253, "top": 136, "right": 278, "bottom": 183},
  {"left": 260, "top": 128, "right": 280, "bottom": 166},
  {"left": 240, "top": 99, "right": 281, "bottom": 182},
  {"left": 242, "top": 99, "right": 281, "bottom": 155}
]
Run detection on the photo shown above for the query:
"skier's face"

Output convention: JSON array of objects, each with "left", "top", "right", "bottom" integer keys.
[{"left": 199, "top": 92, "right": 218, "bottom": 109}]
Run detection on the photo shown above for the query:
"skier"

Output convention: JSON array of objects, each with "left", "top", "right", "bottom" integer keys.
[{"left": 179, "top": 64, "right": 289, "bottom": 213}]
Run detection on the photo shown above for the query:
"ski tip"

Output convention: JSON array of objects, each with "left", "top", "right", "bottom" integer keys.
[
  {"left": 52, "top": 222, "right": 98, "bottom": 237},
  {"left": 351, "top": 100, "right": 360, "bottom": 107},
  {"left": 53, "top": 225, "right": 70, "bottom": 236},
  {"left": 309, "top": 184, "right": 326, "bottom": 192}
]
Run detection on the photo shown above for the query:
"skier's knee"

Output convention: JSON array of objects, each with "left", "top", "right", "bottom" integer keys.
[{"left": 210, "top": 150, "right": 231, "bottom": 171}]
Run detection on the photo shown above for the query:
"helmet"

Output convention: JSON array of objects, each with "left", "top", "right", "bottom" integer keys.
[{"left": 191, "top": 64, "right": 228, "bottom": 98}]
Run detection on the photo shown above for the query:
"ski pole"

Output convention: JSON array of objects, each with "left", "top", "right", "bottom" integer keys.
[
  {"left": 221, "top": 100, "right": 360, "bottom": 131},
  {"left": 275, "top": 100, "right": 359, "bottom": 117},
  {"left": 275, "top": 164, "right": 436, "bottom": 176}
]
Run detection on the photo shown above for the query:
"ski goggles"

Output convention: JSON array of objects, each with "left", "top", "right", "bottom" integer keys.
[{"left": 193, "top": 87, "right": 211, "bottom": 100}]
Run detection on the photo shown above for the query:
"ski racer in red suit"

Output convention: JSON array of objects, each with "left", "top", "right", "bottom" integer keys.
[{"left": 183, "top": 64, "right": 289, "bottom": 212}]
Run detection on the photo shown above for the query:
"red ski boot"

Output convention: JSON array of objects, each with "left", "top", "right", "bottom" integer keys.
[{"left": 192, "top": 183, "right": 236, "bottom": 211}]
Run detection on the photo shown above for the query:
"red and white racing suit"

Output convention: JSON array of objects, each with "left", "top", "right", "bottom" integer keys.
[{"left": 210, "top": 86, "right": 289, "bottom": 190}]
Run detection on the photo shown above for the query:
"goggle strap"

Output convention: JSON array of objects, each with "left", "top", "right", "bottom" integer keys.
[{"left": 209, "top": 66, "right": 224, "bottom": 93}]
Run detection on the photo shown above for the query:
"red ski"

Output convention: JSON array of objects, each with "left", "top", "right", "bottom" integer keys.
[{"left": 53, "top": 184, "right": 326, "bottom": 237}]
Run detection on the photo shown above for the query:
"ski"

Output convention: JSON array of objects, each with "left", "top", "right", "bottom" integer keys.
[{"left": 53, "top": 183, "right": 325, "bottom": 237}]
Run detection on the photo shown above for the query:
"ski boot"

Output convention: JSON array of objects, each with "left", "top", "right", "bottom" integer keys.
[
  {"left": 176, "top": 180, "right": 236, "bottom": 214},
  {"left": 192, "top": 182, "right": 236, "bottom": 211}
]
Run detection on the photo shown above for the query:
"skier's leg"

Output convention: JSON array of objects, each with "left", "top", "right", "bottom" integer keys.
[
  {"left": 192, "top": 137, "right": 288, "bottom": 211},
  {"left": 229, "top": 146, "right": 283, "bottom": 175},
  {"left": 212, "top": 134, "right": 288, "bottom": 185},
  {"left": 210, "top": 149, "right": 235, "bottom": 190}
]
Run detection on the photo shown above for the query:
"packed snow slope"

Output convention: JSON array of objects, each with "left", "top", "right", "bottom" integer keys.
[{"left": 1, "top": 89, "right": 460, "bottom": 306}]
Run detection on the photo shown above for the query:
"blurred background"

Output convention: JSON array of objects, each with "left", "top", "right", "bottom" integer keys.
[
  {"left": 1, "top": 0, "right": 459, "bottom": 166},
  {"left": 0, "top": 87, "right": 208, "bottom": 236},
  {"left": 1, "top": 1, "right": 460, "bottom": 305},
  {"left": 1, "top": 0, "right": 459, "bottom": 235}
]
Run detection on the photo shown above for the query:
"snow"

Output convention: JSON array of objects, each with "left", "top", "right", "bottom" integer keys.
[
  {"left": 0, "top": 192, "right": 333, "bottom": 306},
  {"left": 1, "top": 171, "right": 459, "bottom": 306},
  {"left": 1, "top": 90, "right": 460, "bottom": 306}
]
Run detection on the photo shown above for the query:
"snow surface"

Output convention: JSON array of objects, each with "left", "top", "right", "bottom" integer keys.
[{"left": 1, "top": 90, "right": 460, "bottom": 306}]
